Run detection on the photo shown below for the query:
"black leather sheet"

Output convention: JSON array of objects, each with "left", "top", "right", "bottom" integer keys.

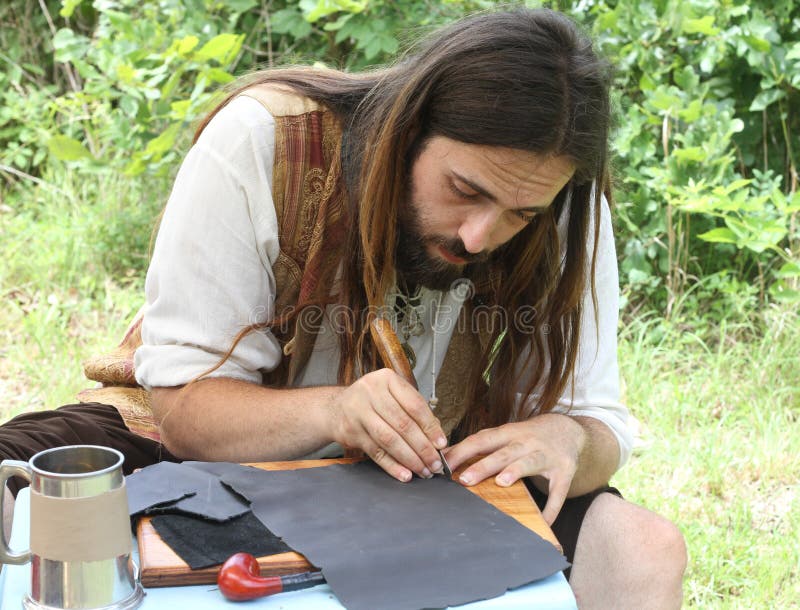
[
  {"left": 221, "top": 460, "right": 569, "bottom": 610},
  {"left": 150, "top": 512, "right": 291, "bottom": 570},
  {"left": 125, "top": 461, "right": 250, "bottom": 521},
  {"left": 126, "top": 461, "right": 196, "bottom": 516}
]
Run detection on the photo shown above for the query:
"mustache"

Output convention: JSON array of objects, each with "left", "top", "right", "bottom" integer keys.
[{"left": 430, "top": 236, "right": 490, "bottom": 265}]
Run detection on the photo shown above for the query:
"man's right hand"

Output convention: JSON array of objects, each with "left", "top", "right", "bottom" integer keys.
[{"left": 327, "top": 368, "right": 447, "bottom": 482}]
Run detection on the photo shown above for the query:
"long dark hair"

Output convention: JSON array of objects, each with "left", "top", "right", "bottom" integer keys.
[{"left": 196, "top": 8, "right": 612, "bottom": 434}]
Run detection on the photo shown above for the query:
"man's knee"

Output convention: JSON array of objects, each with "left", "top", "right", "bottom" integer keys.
[
  {"left": 632, "top": 506, "right": 687, "bottom": 584},
  {"left": 575, "top": 493, "right": 687, "bottom": 598}
]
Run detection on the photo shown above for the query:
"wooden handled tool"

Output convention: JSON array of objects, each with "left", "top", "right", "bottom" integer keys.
[
  {"left": 369, "top": 317, "right": 452, "bottom": 477},
  {"left": 369, "top": 318, "right": 417, "bottom": 389}
]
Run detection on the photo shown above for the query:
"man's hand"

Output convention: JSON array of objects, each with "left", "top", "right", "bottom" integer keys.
[
  {"left": 444, "top": 414, "right": 589, "bottom": 525},
  {"left": 327, "top": 368, "right": 448, "bottom": 482}
]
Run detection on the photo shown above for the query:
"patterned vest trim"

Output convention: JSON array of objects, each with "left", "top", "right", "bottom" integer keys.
[{"left": 79, "top": 85, "right": 491, "bottom": 442}]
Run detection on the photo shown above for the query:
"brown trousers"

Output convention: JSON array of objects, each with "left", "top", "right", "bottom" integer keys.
[{"left": 0, "top": 402, "right": 177, "bottom": 496}]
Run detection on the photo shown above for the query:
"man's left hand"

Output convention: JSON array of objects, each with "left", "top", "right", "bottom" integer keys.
[{"left": 444, "top": 413, "right": 587, "bottom": 525}]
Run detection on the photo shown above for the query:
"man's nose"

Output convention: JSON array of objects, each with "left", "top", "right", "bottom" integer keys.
[{"left": 457, "top": 208, "right": 500, "bottom": 254}]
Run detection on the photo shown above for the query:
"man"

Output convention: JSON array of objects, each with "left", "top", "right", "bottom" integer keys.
[{"left": 0, "top": 8, "right": 686, "bottom": 608}]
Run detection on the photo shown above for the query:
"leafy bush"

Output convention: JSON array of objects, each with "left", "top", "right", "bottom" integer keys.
[
  {"left": 1, "top": 0, "right": 798, "bottom": 323},
  {"left": 583, "top": 0, "right": 800, "bottom": 316}
]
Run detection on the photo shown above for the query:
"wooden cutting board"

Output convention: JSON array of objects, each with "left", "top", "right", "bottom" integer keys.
[{"left": 136, "top": 458, "right": 561, "bottom": 588}]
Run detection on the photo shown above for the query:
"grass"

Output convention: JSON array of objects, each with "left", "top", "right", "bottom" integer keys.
[
  {"left": 613, "top": 309, "right": 800, "bottom": 608},
  {"left": 2, "top": 172, "right": 799, "bottom": 607},
  {"left": 1, "top": 169, "right": 164, "bottom": 415}
]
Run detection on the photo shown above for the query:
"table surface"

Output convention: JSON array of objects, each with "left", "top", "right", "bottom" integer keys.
[{"left": 0, "top": 488, "right": 577, "bottom": 610}]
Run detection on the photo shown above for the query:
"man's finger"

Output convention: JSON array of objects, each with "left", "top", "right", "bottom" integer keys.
[
  {"left": 541, "top": 476, "right": 570, "bottom": 525},
  {"left": 360, "top": 434, "right": 413, "bottom": 483},
  {"left": 377, "top": 383, "right": 442, "bottom": 472},
  {"left": 457, "top": 441, "right": 530, "bottom": 486},
  {"left": 493, "top": 450, "right": 549, "bottom": 487},
  {"left": 365, "top": 414, "right": 430, "bottom": 478},
  {"left": 444, "top": 426, "right": 509, "bottom": 472},
  {"left": 386, "top": 373, "right": 447, "bottom": 444},
  {"left": 495, "top": 448, "right": 551, "bottom": 486}
]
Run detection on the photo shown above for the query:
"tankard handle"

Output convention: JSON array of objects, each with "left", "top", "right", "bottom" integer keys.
[{"left": 0, "top": 459, "right": 32, "bottom": 565}]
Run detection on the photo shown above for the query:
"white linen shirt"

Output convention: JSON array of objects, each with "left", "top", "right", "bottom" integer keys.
[{"left": 134, "top": 96, "right": 634, "bottom": 469}]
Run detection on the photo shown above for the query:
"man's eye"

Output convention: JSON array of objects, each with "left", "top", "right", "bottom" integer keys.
[
  {"left": 448, "top": 182, "right": 479, "bottom": 200},
  {"left": 511, "top": 210, "right": 538, "bottom": 223}
]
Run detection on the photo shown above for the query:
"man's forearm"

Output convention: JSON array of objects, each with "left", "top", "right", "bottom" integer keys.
[
  {"left": 151, "top": 378, "right": 342, "bottom": 462},
  {"left": 567, "top": 415, "right": 620, "bottom": 496}
]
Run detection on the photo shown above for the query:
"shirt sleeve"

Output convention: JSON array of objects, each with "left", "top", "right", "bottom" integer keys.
[
  {"left": 518, "top": 192, "right": 634, "bottom": 471},
  {"left": 134, "top": 96, "right": 284, "bottom": 390}
]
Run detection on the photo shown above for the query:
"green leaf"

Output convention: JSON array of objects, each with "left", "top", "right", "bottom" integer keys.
[
  {"left": 775, "top": 262, "right": 800, "bottom": 279},
  {"left": 22, "top": 63, "right": 45, "bottom": 77},
  {"left": 105, "top": 9, "right": 134, "bottom": 37},
  {"left": 170, "top": 100, "right": 192, "bottom": 119},
  {"left": 749, "top": 89, "right": 785, "bottom": 112},
  {"left": 144, "top": 123, "right": 181, "bottom": 157},
  {"left": 225, "top": 0, "right": 258, "bottom": 11},
  {"left": 160, "top": 69, "right": 184, "bottom": 99},
  {"left": 205, "top": 67, "right": 235, "bottom": 84},
  {"left": 786, "top": 192, "right": 800, "bottom": 213},
  {"left": 648, "top": 88, "right": 682, "bottom": 112},
  {"left": 60, "top": 0, "right": 83, "bottom": 18},
  {"left": 768, "top": 282, "right": 800, "bottom": 302},
  {"left": 697, "top": 228, "right": 736, "bottom": 244},
  {"left": 682, "top": 16, "right": 719, "bottom": 36},
  {"left": 787, "top": 43, "right": 800, "bottom": 61},
  {"left": 364, "top": 37, "right": 383, "bottom": 60},
  {"left": 627, "top": 268, "right": 654, "bottom": 285},
  {"left": 116, "top": 63, "right": 136, "bottom": 84},
  {"left": 194, "top": 34, "right": 244, "bottom": 65},
  {"left": 712, "top": 179, "right": 752, "bottom": 197},
  {"left": 639, "top": 73, "right": 656, "bottom": 92},
  {"left": 377, "top": 33, "right": 398, "bottom": 55},
  {"left": 177, "top": 36, "right": 199, "bottom": 56},
  {"left": 271, "top": 8, "right": 313, "bottom": 38},
  {"left": 673, "top": 66, "right": 699, "bottom": 91},
  {"left": 52, "top": 28, "right": 89, "bottom": 63},
  {"left": 677, "top": 99, "right": 703, "bottom": 123},
  {"left": 47, "top": 135, "right": 92, "bottom": 161},
  {"left": 742, "top": 35, "right": 770, "bottom": 53},
  {"left": 123, "top": 157, "right": 147, "bottom": 177},
  {"left": 303, "top": 0, "right": 367, "bottom": 22},
  {"left": 324, "top": 13, "right": 352, "bottom": 31},
  {"left": 673, "top": 147, "right": 707, "bottom": 162},
  {"left": 119, "top": 96, "right": 138, "bottom": 117}
]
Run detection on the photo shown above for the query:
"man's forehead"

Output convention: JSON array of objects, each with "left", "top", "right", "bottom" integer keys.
[{"left": 441, "top": 139, "right": 575, "bottom": 205}]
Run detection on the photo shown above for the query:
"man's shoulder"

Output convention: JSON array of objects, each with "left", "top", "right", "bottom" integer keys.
[{"left": 237, "top": 83, "right": 325, "bottom": 118}]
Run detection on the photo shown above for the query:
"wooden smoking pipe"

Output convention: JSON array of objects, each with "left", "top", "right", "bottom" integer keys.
[{"left": 217, "top": 552, "right": 324, "bottom": 601}]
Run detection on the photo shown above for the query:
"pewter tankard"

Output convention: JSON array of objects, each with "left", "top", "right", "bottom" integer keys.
[{"left": 0, "top": 445, "right": 144, "bottom": 610}]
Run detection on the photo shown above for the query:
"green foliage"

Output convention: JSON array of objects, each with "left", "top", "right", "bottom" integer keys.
[
  {"left": 579, "top": 0, "right": 800, "bottom": 316},
  {"left": 1, "top": 0, "right": 798, "bottom": 319}
]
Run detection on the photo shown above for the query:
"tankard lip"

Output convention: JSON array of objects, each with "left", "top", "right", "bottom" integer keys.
[{"left": 30, "top": 445, "right": 124, "bottom": 479}]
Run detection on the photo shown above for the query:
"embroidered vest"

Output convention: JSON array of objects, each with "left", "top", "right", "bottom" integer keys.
[{"left": 79, "top": 85, "right": 491, "bottom": 443}]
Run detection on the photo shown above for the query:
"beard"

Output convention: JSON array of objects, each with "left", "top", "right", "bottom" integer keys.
[{"left": 395, "top": 197, "right": 490, "bottom": 292}]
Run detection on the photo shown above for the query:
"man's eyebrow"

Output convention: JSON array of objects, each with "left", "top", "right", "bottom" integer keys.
[
  {"left": 452, "top": 171, "right": 552, "bottom": 213},
  {"left": 452, "top": 171, "right": 497, "bottom": 202}
]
